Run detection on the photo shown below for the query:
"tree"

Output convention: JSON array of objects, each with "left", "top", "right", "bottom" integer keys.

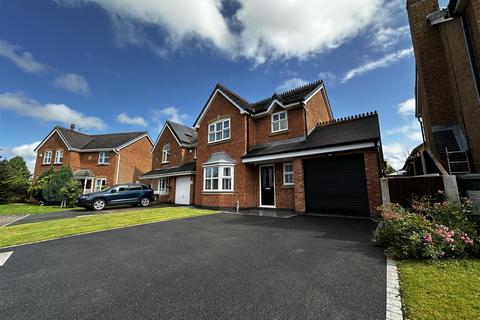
[
  {"left": 42, "top": 166, "right": 74, "bottom": 203},
  {"left": 29, "top": 167, "right": 55, "bottom": 202},
  {"left": 385, "top": 161, "right": 396, "bottom": 175},
  {"left": 60, "top": 179, "right": 82, "bottom": 207},
  {"left": 30, "top": 166, "right": 82, "bottom": 206},
  {"left": 0, "top": 155, "right": 31, "bottom": 202}
]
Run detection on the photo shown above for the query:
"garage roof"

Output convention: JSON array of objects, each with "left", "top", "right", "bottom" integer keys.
[
  {"left": 140, "top": 161, "right": 196, "bottom": 179},
  {"left": 243, "top": 112, "right": 380, "bottom": 159}
]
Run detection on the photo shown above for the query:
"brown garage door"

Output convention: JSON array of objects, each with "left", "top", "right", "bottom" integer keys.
[{"left": 303, "top": 154, "right": 369, "bottom": 216}]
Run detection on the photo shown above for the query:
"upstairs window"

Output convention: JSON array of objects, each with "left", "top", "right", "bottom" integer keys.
[
  {"left": 54, "top": 150, "right": 64, "bottom": 164},
  {"left": 162, "top": 144, "right": 170, "bottom": 163},
  {"left": 283, "top": 162, "right": 294, "bottom": 185},
  {"left": 208, "top": 118, "right": 230, "bottom": 143},
  {"left": 43, "top": 151, "right": 52, "bottom": 164},
  {"left": 98, "top": 151, "right": 109, "bottom": 164},
  {"left": 271, "top": 111, "right": 288, "bottom": 133}
]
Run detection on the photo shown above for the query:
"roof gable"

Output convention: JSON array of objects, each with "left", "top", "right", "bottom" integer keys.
[{"left": 152, "top": 121, "right": 196, "bottom": 153}]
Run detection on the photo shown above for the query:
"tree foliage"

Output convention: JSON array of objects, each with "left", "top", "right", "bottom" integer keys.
[
  {"left": 30, "top": 166, "right": 82, "bottom": 206},
  {"left": 0, "top": 155, "right": 31, "bottom": 203}
]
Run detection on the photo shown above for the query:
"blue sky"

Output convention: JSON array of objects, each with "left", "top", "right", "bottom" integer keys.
[{"left": 0, "top": 0, "right": 450, "bottom": 171}]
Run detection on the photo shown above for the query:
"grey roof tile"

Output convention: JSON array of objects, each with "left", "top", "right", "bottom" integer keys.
[
  {"left": 56, "top": 127, "right": 147, "bottom": 150},
  {"left": 167, "top": 121, "right": 197, "bottom": 145}
]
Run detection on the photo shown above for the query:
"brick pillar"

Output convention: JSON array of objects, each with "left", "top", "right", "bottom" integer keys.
[{"left": 293, "top": 158, "right": 305, "bottom": 213}]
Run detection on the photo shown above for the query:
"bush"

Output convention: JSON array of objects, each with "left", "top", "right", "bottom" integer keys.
[
  {"left": 374, "top": 195, "right": 479, "bottom": 260},
  {"left": 60, "top": 179, "right": 82, "bottom": 207},
  {"left": 30, "top": 166, "right": 82, "bottom": 206}
]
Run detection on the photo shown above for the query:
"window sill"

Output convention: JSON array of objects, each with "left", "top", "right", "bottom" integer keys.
[
  {"left": 53, "top": 162, "right": 63, "bottom": 165},
  {"left": 41, "top": 163, "right": 51, "bottom": 166},
  {"left": 161, "top": 161, "right": 170, "bottom": 165},
  {"left": 202, "top": 191, "right": 234, "bottom": 194},
  {"left": 270, "top": 130, "right": 289, "bottom": 136},
  {"left": 97, "top": 163, "right": 109, "bottom": 166},
  {"left": 207, "top": 138, "right": 232, "bottom": 146},
  {"left": 282, "top": 184, "right": 294, "bottom": 188}
]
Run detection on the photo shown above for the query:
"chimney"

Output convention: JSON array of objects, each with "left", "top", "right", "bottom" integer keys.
[{"left": 70, "top": 124, "right": 76, "bottom": 131}]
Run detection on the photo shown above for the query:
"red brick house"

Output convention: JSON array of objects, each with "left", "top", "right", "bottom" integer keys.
[
  {"left": 406, "top": 0, "right": 480, "bottom": 175},
  {"left": 33, "top": 125, "right": 153, "bottom": 194},
  {"left": 140, "top": 121, "right": 196, "bottom": 205},
  {"left": 144, "top": 80, "right": 383, "bottom": 216}
]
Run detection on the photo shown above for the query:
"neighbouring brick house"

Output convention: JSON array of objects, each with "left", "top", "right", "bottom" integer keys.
[
  {"left": 33, "top": 125, "right": 153, "bottom": 194},
  {"left": 140, "top": 121, "right": 197, "bottom": 205},
  {"left": 406, "top": 0, "right": 480, "bottom": 175},
  {"left": 145, "top": 80, "right": 383, "bottom": 216}
]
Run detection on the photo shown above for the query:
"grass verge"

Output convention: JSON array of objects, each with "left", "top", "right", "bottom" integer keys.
[
  {"left": 0, "top": 206, "right": 217, "bottom": 248},
  {"left": 397, "top": 259, "right": 480, "bottom": 320},
  {"left": 0, "top": 203, "right": 82, "bottom": 215}
]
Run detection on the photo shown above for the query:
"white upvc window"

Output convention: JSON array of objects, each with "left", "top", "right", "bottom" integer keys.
[
  {"left": 203, "top": 165, "right": 234, "bottom": 192},
  {"left": 95, "top": 178, "right": 107, "bottom": 191},
  {"left": 157, "top": 177, "right": 169, "bottom": 194},
  {"left": 43, "top": 151, "right": 52, "bottom": 164},
  {"left": 98, "top": 151, "right": 109, "bottom": 164},
  {"left": 162, "top": 144, "right": 170, "bottom": 163},
  {"left": 283, "top": 162, "right": 294, "bottom": 185},
  {"left": 54, "top": 150, "right": 64, "bottom": 164},
  {"left": 271, "top": 110, "right": 288, "bottom": 133},
  {"left": 208, "top": 118, "right": 231, "bottom": 143}
]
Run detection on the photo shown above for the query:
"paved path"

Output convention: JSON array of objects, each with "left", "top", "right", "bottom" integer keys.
[
  {"left": 0, "top": 213, "right": 386, "bottom": 320},
  {"left": 0, "top": 215, "right": 27, "bottom": 227}
]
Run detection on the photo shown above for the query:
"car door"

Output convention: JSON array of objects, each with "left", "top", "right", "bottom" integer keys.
[
  {"left": 108, "top": 185, "right": 129, "bottom": 205},
  {"left": 127, "top": 185, "right": 143, "bottom": 203}
]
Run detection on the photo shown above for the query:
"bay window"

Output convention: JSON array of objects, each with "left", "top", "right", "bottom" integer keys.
[
  {"left": 208, "top": 118, "right": 230, "bottom": 143},
  {"left": 204, "top": 165, "right": 234, "bottom": 192}
]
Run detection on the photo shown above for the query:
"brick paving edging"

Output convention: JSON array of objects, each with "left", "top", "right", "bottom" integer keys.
[{"left": 386, "top": 258, "right": 403, "bottom": 320}]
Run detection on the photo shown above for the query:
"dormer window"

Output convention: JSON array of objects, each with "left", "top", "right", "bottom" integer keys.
[
  {"left": 98, "top": 151, "right": 109, "bottom": 164},
  {"left": 162, "top": 144, "right": 170, "bottom": 163},
  {"left": 271, "top": 110, "right": 288, "bottom": 133},
  {"left": 208, "top": 118, "right": 230, "bottom": 143}
]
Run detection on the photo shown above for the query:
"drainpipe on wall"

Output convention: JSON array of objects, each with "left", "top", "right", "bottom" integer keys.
[{"left": 114, "top": 149, "right": 120, "bottom": 184}]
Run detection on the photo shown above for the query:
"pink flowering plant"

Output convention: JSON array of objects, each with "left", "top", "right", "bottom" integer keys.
[{"left": 374, "top": 195, "right": 479, "bottom": 259}]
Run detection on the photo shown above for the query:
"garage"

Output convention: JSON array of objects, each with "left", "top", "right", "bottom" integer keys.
[{"left": 303, "top": 154, "right": 370, "bottom": 216}]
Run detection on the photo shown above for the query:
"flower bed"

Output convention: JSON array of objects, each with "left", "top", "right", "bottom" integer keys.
[{"left": 374, "top": 192, "right": 480, "bottom": 259}]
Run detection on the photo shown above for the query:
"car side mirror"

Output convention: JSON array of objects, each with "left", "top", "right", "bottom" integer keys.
[{"left": 110, "top": 189, "right": 117, "bottom": 193}]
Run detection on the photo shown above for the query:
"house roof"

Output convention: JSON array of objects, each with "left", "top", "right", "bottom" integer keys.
[
  {"left": 140, "top": 161, "right": 196, "bottom": 179},
  {"left": 35, "top": 126, "right": 150, "bottom": 152},
  {"left": 242, "top": 112, "right": 380, "bottom": 159},
  {"left": 193, "top": 79, "right": 330, "bottom": 126},
  {"left": 166, "top": 121, "right": 197, "bottom": 145}
]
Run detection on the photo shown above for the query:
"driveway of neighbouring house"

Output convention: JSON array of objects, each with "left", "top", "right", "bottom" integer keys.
[{"left": 0, "top": 213, "right": 385, "bottom": 320}]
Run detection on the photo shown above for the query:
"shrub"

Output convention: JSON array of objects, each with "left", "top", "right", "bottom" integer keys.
[
  {"left": 30, "top": 166, "right": 82, "bottom": 206},
  {"left": 374, "top": 197, "right": 479, "bottom": 260}
]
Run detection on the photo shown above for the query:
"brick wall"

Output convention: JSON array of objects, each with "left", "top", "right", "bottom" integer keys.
[
  {"left": 304, "top": 88, "right": 332, "bottom": 133},
  {"left": 33, "top": 131, "right": 72, "bottom": 178},
  {"left": 117, "top": 136, "right": 153, "bottom": 183}
]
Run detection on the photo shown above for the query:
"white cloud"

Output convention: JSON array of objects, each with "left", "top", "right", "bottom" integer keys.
[
  {"left": 342, "top": 48, "right": 413, "bottom": 82},
  {"left": 152, "top": 106, "right": 189, "bottom": 125},
  {"left": 57, "top": 0, "right": 383, "bottom": 64},
  {"left": 383, "top": 142, "right": 411, "bottom": 170},
  {"left": 53, "top": 73, "right": 90, "bottom": 95},
  {"left": 116, "top": 112, "right": 147, "bottom": 126},
  {"left": 0, "top": 91, "right": 106, "bottom": 130},
  {"left": 387, "top": 121, "right": 423, "bottom": 142},
  {"left": 0, "top": 141, "right": 40, "bottom": 173},
  {"left": 371, "top": 25, "right": 410, "bottom": 51},
  {"left": 0, "top": 40, "right": 47, "bottom": 74},
  {"left": 235, "top": 0, "right": 382, "bottom": 64},
  {"left": 276, "top": 78, "right": 309, "bottom": 92},
  {"left": 396, "top": 98, "right": 415, "bottom": 116}
]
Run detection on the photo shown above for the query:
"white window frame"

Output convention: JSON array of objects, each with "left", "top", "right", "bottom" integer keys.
[
  {"left": 283, "top": 162, "right": 294, "bottom": 185},
  {"left": 271, "top": 110, "right": 288, "bottom": 133},
  {"left": 95, "top": 178, "right": 107, "bottom": 191},
  {"left": 98, "top": 151, "right": 109, "bottom": 164},
  {"left": 54, "top": 150, "right": 64, "bottom": 164},
  {"left": 208, "top": 118, "right": 231, "bottom": 143},
  {"left": 157, "top": 177, "right": 169, "bottom": 195},
  {"left": 203, "top": 165, "right": 234, "bottom": 192},
  {"left": 43, "top": 151, "right": 52, "bottom": 164},
  {"left": 162, "top": 144, "right": 170, "bottom": 163}
]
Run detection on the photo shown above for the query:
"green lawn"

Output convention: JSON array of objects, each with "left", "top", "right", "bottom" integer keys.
[
  {"left": 0, "top": 206, "right": 217, "bottom": 248},
  {"left": 0, "top": 203, "right": 82, "bottom": 215},
  {"left": 398, "top": 259, "right": 480, "bottom": 320}
]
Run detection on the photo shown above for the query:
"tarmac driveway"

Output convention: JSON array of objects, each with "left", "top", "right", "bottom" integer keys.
[{"left": 0, "top": 213, "right": 386, "bottom": 320}]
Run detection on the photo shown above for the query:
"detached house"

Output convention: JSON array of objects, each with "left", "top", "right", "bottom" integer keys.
[
  {"left": 33, "top": 125, "right": 153, "bottom": 193},
  {"left": 145, "top": 80, "right": 383, "bottom": 216}
]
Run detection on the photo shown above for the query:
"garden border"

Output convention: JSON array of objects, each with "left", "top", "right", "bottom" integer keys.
[{"left": 386, "top": 258, "right": 403, "bottom": 320}]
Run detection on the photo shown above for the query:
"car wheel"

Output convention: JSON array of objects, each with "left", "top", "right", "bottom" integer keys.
[
  {"left": 140, "top": 197, "right": 150, "bottom": 207},
  {"left": 92, "top": 199, "right": 106, "bottom": 211}
]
